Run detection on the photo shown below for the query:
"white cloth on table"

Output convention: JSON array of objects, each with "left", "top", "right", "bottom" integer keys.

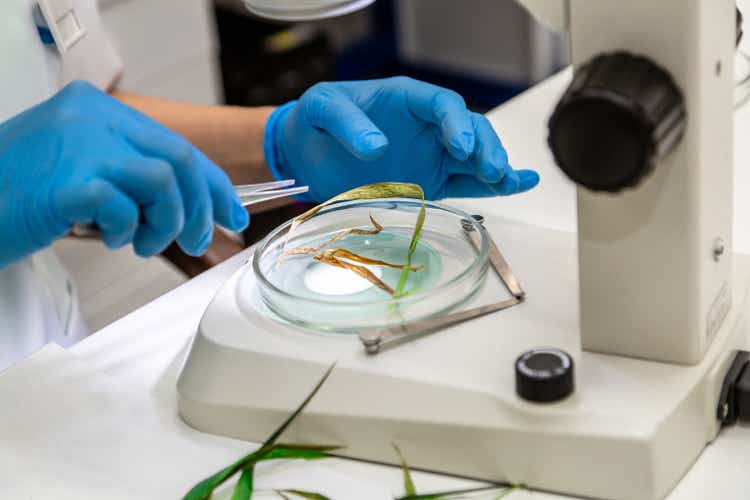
[{"left": 0, "top": 344, "right": 393, "bottom": 500}]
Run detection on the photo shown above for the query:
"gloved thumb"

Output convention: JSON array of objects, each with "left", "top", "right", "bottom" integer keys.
[{"left": 305, "top": 84, "right": 389, "bottom": 161}]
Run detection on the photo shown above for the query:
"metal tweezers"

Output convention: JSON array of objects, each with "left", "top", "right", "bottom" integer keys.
[
  {"left": 358, "top": 214, "right": 525, "bottom": 354},
  {"left": 71, "top": 179, "right": 308, "bottom": 237},
  {"left": 234, "top": 179, "right": 308, "bottom": 206}
]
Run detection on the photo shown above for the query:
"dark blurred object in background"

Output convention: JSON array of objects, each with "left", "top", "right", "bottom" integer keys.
[
  {"left": 214, "top": 7, "right": 335, "bottom": 106},
  {"left": 213, "top": 0, "right": 567, "bottom": 112}
]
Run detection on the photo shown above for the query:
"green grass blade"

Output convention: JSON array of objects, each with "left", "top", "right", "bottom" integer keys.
[
  {"left": 393, "top": 202, "right": 426, "bottom": 297},
  {"left": 394, "top": 495, "right": 445, "bottom": 500},
  {"left": 230, "top": 466, "right": 254, "bottom": 500},
  {"left": 183, "top": 469, "right": 231, "bottom": 500},
  {"left": 183, "top": 364, "right": 336, "bottom": 500},
  {"left": 183, "top": 450, "right": 265, "bottom": 500},
  {"left": 395, "top": 484, "right": 524, "bottom": 500},
  {"left": 260, "top": 444, "right": 341, "bottom": 461},
  {"left": 277, "top": 490, "right": 331, "bottom": 500},
  {"left": 262, "top": 363, "right": 336, "bottom": 448},
  {"left": 272, "top": 443, "right": 341, "bottom": 451},
  {"left": 392, "top": 443, "right": 417, "bottom": 496},
  {"left": 493, "top": 484, "right": 523, "bottom": 499}
]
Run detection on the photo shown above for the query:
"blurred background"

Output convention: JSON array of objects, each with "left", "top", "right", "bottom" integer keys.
[{"left": 56, "top": 0, "right": 568, "bottom": 331}]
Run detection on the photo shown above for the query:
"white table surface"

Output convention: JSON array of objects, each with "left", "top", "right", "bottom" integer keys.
[{"left": 3, "top": 69, "right": 750, "bottom": 499}]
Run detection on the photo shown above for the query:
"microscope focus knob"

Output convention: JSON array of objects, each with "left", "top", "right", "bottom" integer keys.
[
  {"left": 515, "top": 348, "right": 574, "bottom": 403},
  {"left": 548, "top": 52, "right": 686, "bottom": 192}
]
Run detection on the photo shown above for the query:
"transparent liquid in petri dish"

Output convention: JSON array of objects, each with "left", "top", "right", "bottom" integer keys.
[{"left": 251, "top": 199, "right": 490, "bottom": 333}]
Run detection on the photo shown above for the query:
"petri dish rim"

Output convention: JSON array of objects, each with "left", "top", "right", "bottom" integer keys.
[{"left": 251, "top": 197, "right": 489, "bottom": 309}]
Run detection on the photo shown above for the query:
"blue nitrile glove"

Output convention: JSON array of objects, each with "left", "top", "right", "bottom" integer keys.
[
  {"left": 0, "top": 81, "right": 248, "bottom": 269},
  {"left": 264, "top": 76, "right": 540, "bottom": 202}
]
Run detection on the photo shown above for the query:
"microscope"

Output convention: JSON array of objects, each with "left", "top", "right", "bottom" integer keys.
[
  {"left": 526, "top": 0, "right": 736, "bottom": 365},
  {"left": 177, "top": 1, "right": 750, "bottom": 498}
]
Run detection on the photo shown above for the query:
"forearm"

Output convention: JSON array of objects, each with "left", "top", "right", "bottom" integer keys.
[{"left": 112, "top": 91, "right": 275, "bottom": 184}]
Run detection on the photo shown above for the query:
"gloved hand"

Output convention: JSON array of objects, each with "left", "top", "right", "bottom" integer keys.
[
  {"left": 264, "top": 76, "right": 539, "bottom": 202},
  {"left": 0, "top": 81, "right": 248, "bottom": 269}
]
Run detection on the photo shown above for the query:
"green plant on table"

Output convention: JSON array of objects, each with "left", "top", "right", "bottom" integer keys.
[
  {"left": 392, "top": 444, "right": 524, "bottom": 500},
  {"left": 183, "top": 365, "right": 337, "bottom": 500},
  {"left": 183, "top": 361, "right": 522, "bottom": 499}
]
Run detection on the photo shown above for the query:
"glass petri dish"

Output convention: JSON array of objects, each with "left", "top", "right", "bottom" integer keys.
[{"left": 251, "top": 198, "right": 490, "bottom": 333}]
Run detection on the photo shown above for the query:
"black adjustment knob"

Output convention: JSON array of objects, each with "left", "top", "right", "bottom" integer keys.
[
  {"left": 737, "top": 7, "right": 744, "bottom": 47},
  {"left": 516, "top": 348, "right": 574, "bottom": 403},
  {"left": 548, "top": 52, "right": 686, "bottom": 192}
]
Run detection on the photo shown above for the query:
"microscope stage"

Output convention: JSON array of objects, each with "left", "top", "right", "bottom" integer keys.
[{"left": 177, "top": 215, "right": 750, "bottom": 500}]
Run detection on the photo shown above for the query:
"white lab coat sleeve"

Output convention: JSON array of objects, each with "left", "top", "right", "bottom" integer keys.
[{"left": 57, "top": 0, "right": 123, "bottom": 90}]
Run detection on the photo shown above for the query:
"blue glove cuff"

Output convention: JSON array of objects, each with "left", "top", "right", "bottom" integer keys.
[
  {"left": 264, "top": 100, "right": 315, "bottom": 202},
  {"left": 263, "top": 100, "right": 297, "bottom": 183}
]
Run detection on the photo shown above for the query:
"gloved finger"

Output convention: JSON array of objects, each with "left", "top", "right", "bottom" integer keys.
[
  {"left": 442, "top": 118, "right": 509, "bottom": 183},
  {"left": 443, "top": 169, "right": 539, "bottom": 198},
  {"left": 517, "top": 170, "right": 541, "bottom": 191},
  {"left": 399, "top": 78, "right": 475, "bottom": 161},
  {"left": 114, "top": 103, "right": 247, "bottom": 234},
  {"left": 468, "top": 113, "right": 510, "bottom": 183},
  {"left": 52, "top": 179, "right": 140, "bottom": 249},
  {"left": 103, "top": 158, "right": 185, "bottom": 257},
  {"left": 304, "top": 83, "right": 389, "bottom": 161},
  {"left": 128, "top": 141, "right": 213, "bottom": 255},
  {"left": 203, "top": 158, "right": 250, "bottom": 232},
  {"left": 173, "top": 149, "right": 215, "bottom": 255}
]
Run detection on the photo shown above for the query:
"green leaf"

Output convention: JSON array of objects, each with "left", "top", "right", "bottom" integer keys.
[
  {"left": 261, "top": 444, "right": 340, "bottom": 461},
  {"left": 277, "top": 489, "right": 331, "bottom": 500},
  {"left": 393, "top": 195, "right": 426, "bottom": 298},
  {"left": 394, "top": 288, "right": 424, "bottom": 298},
  {"left": 493, "top": 484, "right": 524, "bottom": 499},
  {"left": 392, "top": 443, "right": 417, "bottom": 496},
  {"left": 183, "top": 452, "right": 263, "bottom": 500},
  {"left": 394, "top": 495, "right": 445, "bottom": 500},
  {"left": 183, "top": 364, "right": 336, "bottom": 500},
  {"left": 183, "top": 471, "right": 229, "bottom": 500},
  {"left": 230, "top": 466, "right": 254, "bottom": 500},
  {"left": 261, "top": 364, "right": 336, "bottom": 449},
  {"left": 395, "top": 483, "right": 525, "bottom": 500}
]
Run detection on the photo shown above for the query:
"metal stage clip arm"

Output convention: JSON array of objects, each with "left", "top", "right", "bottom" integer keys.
[{"left": 359, "top": 214, "right": 525, "bottom": 354}]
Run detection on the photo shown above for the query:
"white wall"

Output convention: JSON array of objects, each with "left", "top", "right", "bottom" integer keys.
[{"left": 99, "top": 0, "right": 223, "bottom": 103}]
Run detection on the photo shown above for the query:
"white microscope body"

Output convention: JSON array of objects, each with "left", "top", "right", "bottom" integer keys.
[
  {"left": 177, "top": 1, "right": 750, "bottom": 499},
  {"left": 523, "top": 0, "right": 736, "bottom": 365}
]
